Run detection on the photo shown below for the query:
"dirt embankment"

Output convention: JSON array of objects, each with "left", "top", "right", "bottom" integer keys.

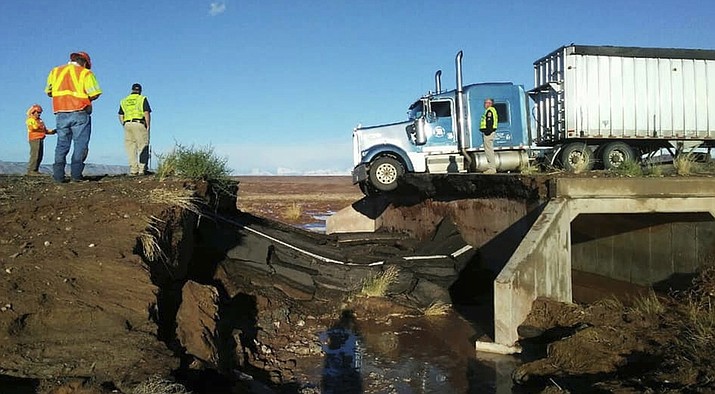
[{"left": 0, "top": 176, "right": 186, "bottom": 392}]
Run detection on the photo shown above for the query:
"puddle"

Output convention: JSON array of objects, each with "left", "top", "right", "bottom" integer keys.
[
  {"left": 303, "top": 310, "right": 520, "bottom": 393},
  {"left": 301, "top": 210, "right": 335, "bottom": 233}
]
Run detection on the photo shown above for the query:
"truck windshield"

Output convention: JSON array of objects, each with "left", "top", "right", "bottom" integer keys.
[{"left": 407, "top": 101, "right": 424, "bottom": 120}]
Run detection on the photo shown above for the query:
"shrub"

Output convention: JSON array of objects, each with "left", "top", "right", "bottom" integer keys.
[
  {"left": 422, "top": 301, "right": 451, "bottom": 317},
  {"left": 631, "top": 288, "right": 665, "bottom": 316},
  {"left": 674, "top": 152, "right": 698, "bottom": 176},
  {"left": 283, "top": 202, "right": 302, "bottom": 221},
  {"left": 361, "top": 265, "right": 400, "bottom": 297},
  {"left": 611, "top": 159, "right": 642, "bottom": 177},
  {"left": 156, "top": 143, "right": 232, "bottom": 182}
]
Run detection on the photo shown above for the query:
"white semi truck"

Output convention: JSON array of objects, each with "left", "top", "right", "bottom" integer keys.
[{"left": 352, "top": 44, "right": 715, "bottom": 194}]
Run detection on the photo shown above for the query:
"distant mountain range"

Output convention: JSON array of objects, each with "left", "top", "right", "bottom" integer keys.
[{"left": 0, "top": 161, "right": 129, "bottom": 176}]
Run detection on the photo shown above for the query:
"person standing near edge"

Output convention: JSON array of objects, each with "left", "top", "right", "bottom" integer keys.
[
  {"left": 479, "top": 98, "right": 498, "bottom": 174},
  {"left": 118, "top": 83, "right": 152, "bottom": 175},
  {"left": 45, "top": 51, "right": 102, "bottom": 183},
  {"left": 25, "top": 104, "right": 56, "bottom": 176}
]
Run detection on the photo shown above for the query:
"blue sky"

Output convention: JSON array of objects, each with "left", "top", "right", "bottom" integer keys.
[{"left": 1, "top": 0, "right": 714, "bottom": 174}]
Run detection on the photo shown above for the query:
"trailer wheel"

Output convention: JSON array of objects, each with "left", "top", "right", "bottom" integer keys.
[
  {"left": 368, "top": 156, "right": 404, "bottom": 192},
  {"left": 560, "top": 143, "right": 594, "bottom": 173},
  {"left": 601, "top": 142, "right": 635, "bottom": 170}
]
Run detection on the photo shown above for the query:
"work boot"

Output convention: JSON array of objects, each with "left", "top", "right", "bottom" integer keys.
[
  {"left": 484, "top": 168, "right": 497, "bottom": 174},
  {"left": 26, "top": 171, "right": 43, "bottom": 177}
]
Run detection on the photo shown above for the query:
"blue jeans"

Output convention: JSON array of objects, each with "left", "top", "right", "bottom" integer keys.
[{"left": 53, "top": 111, "right": 91, "bottom": 182}]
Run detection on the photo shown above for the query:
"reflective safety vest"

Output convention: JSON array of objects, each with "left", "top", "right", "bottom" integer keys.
[
  {"left": 45, "top": 63, "right": 102, "bottom": 113},
  {"left": 26, "top": 117, "right": 49, "bottom": 141},
  {"left": 480, "top": 106, "right": 498, "bottom": 131},
  {"left": 120, "top": 94, "right": 147, "bottom": 121}
]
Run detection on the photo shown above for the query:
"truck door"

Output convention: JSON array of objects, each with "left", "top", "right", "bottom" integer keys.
[{"left": 425, "top": 100, "right": 457, "bottom": 148}]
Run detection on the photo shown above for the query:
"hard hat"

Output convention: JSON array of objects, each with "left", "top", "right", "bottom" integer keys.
[
  {"left": 131, "top": 83, "right": 142, "bottom": 92},
  {"left": 70, "top": 51, "right": 92, "bottom": 69},
  {"left": 26, "top": 104, "right": 43, "bottom": 116}
]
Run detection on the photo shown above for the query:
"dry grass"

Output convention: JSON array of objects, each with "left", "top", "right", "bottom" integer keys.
[
  {"left": 519, "top": 160, "right": 540, "bottom": 175},
  {"left": 644, "top": 162, "right": 664, "bottom": 177},
  {"left": 139, "top": 216, "right": 166, "bottom": 263},
  {"left": 283, "top": 202, "right": 303, "bottom": 221},
  {"left": 421, "top": 301, "right": 451, "bottom": 317},
  {"left": 594, "top": 295, "right": 624, "bottom": 311},
  {"left": 148, "top": 188, "right": 202, "bottom": 215},
  {"left": 361, "top": 265, "right": 400, "bottom": 297},
  {"left": 674, "top": 152, "right": 698, "bottom": 175},
  {"left": 132, "top": 375, "right": 191, "bottom": 394},
  {"left": 631, "top": 289, "right": 665, "bottom": 316},
  {"left": 672, "top": 266, "right": 715, "bottom": 365}
]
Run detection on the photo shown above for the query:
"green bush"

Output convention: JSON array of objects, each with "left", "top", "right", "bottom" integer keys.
[
  {"left": 610, "top": 159, "right": 643, "bottom": 177},
  {"left": 156, "top": 143, "right": 232, "bottom": 182}
]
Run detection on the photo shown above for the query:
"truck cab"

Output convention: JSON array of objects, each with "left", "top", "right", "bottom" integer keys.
[{"left": 352, "top": 77, "right": 531, "bottom": 194}]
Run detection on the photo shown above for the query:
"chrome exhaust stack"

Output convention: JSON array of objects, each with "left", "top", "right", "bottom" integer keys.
[
  {"left": 434, "top": 70, "right": 442, "bottom": 93},
  {"left": 455, "top": 51, "right": 473, "bottom": 170}
]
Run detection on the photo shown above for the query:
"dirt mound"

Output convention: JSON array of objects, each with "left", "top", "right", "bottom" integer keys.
[{"left": 514, "top": 279, "right": 715, "bottom": 393}]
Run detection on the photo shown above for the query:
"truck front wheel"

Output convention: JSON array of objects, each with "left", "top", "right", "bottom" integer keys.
[{"left": 369, "top": 156, "right": 404, "bottom": 192}]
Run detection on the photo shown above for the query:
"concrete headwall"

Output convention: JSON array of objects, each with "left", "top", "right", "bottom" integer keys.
[{"left": 493, "top": 198, "right": 572, "bottom": 346}]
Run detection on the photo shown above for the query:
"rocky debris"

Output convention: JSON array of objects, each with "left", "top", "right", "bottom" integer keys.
[{"left": 175, "top": 281, "right": 220, "bottom": 369}]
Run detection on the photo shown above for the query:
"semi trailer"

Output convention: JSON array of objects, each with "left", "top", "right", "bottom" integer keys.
[{"left": 351, "top": 44, "right": 715, "bottom": 194}]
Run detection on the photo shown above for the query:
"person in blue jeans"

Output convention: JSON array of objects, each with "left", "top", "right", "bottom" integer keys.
[{"left": 45, "top": 51, "right": 102, "bottom": 182}]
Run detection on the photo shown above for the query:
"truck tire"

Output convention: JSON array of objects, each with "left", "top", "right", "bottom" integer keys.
[
  {"left": 560, "top": 143, "right": 594, "bottom": 173},
  {"left": 601, "top": 142, "right": 635, "bottom": 170},
  {"left": 368, "top": 156, "right": 404, "bottom": 192},
  {"left": 358, "top": 181, "right": 377, "bottom": 196}
]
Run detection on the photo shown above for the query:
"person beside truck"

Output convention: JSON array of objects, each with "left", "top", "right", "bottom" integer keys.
[{"left": 480, "top": 98, "right": 498, "bottom": 174}]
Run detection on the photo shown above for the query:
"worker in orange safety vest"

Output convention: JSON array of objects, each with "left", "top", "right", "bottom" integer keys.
[
  {"left": 45, "top": 51, "right": 101, "bottom": 183},
  {"left": 25, "top": 104, "right": 56, "bottom": 176}
]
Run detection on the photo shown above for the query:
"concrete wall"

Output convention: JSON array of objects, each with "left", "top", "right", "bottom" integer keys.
[
  {"left": 572, "top": 213, "right": 715, "bottom": 285},
  {"left": 493, "top": 199, "right": 572, "bottom": 346}
]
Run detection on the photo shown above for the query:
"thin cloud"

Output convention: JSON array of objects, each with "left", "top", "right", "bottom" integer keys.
[{"left": 209, "top": 1, "right": 226, "bottom": 16}]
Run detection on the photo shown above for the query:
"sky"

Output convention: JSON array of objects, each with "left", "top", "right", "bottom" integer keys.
[{"left": 1, "top": 0, "right": 714, "bottom": 175}]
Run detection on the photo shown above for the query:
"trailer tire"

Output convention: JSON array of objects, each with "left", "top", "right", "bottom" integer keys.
[
  {"left": 368, "top": 156, "right": 404, "bottom": 192},
  {"left": 560, "top": 143, "right": 594, "bottom": 173},
  {"left": 601, "top": 142, "right": 635, "bottom": 170}
]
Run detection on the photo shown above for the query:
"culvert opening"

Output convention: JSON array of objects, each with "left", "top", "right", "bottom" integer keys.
[{"left": 570, "top": 212, "right": 715, "bottom": 303}]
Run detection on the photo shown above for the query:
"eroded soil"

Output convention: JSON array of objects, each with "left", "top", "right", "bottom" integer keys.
[{"left": 1, "top": 173, "right": 714, "bottom": 393}]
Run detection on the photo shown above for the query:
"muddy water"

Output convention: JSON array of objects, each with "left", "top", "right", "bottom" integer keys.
[
  {"left": 296, "top": 310, "right": 520, "bottom": 393},
  {"left": 296, "top": 210, "right": 520, "bottom": 392}
]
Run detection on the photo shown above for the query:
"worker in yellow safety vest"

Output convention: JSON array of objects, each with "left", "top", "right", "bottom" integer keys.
[
  {"left": 45, "top": 51, "right": 102, "bottom": 183},
  {"left": 479, "top": 98, "right": 498, "bottom": 174},
  {"left": 118, "top": 83, "right": 152, "bottom": 175}
]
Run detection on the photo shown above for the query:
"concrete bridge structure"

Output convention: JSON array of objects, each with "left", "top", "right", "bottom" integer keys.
[{"left": 327, "top": 176, "right": 715, "bottom": 354}]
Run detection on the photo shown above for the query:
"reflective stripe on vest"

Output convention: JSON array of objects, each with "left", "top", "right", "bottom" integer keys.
[
  {"left": 480, "top": 106, "right": 498, "bottom": 130},
  {"left": 26, "top": 117, "right": 47, "bottom": 141},
  {"left": 45, "top": 64, "right": 100, "bottom": 112},
  {"left": 120, "top": 94, "right": 146, "bottom": 121}
]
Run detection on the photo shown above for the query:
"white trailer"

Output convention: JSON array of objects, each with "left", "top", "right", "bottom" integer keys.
[{"left": 529, "top": 45, "right": 715, "bottom": 170}]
